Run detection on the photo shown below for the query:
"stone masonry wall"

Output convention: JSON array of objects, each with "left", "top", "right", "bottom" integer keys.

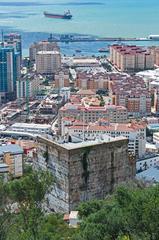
[
  {"left": 36, "top": 137, "right": 134, "bottom": 212},
  {"left": 68, "top": 139, "right": 132, "bottom": 210},
  {"left": 35, "top": 137, "right": 70, "bottom": 213}
]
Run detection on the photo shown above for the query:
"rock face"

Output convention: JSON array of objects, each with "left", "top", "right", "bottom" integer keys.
[{"left": 35, "top": 137, "right": 135, "bottom": 212}]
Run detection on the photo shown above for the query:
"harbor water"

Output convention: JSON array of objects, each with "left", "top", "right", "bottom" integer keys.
[{"left": 1, "top": 0, "right": 159, "bottom": 56}]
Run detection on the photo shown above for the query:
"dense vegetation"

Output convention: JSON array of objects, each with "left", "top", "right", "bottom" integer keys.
[
  {"left": 0, "top": 168, "right": 159, "bottom": 240},
  {"left": 0, "top": 167, "right": 75, "bottom": 240},
  {"left": 75, "top": 183, "right": 159, "bottom": 240}
]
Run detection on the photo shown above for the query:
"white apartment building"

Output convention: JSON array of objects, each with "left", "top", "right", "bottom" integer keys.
[
  {"left": 136, "top": 153, "right": 159, "bottom": 172},
  {"left": 16, "top": 74, "right": 40, "bottom": 98},
  {"left": 153, "top": 132, "right": 159, "bottom": 147},
  {"left": 59, "top": 103, "right": 128, "bottom": 129},
  {"left": 36, "top": 51, "right": 61, "bottom": 74},
  {"left": 63, "top": 120, "right": 146, "bottom": 158},
  {"left": 60, "top": 87, "right": 71, "bottom": 102},
  {"left": 10, "top": 123, "right": 51, "bottom": 135}
]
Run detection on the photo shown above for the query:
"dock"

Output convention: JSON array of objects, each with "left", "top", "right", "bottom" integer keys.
[{"left": 48, "top": 35, "right": 154, "bottom": 43}]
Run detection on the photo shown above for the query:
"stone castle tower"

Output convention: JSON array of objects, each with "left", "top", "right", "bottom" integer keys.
[{"left": 35, "top": 136, "right": 135, "bottom": 212}]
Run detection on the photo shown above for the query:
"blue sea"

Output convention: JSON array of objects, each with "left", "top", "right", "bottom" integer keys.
[{"left": 1, "top": 0, "right": 159, "bottom": 56}]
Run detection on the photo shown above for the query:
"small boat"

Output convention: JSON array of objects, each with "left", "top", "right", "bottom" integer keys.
[
  {"left": 75, "top": 49, "right": 82, "bottom": 53},
  {"left": 98, "top": 47, "right": 109, "bottom": 53},
  {"left": 44, "top": 10, "right": 72, "bottom": 20}
]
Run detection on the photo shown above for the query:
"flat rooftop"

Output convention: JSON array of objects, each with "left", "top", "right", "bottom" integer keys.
[
  {"left": 37, "top": 51, "right": 60, "bottom": 55},
  {"left": 73, "top": 58, "right": 98, "bottom": 64},
  {"left": 0, "top": 163, "right": 9, "bottom": 168},
  {"left": 137, "top": 153, "right": 159, "bottom": 161},
  {"left": 153, "top": 132, "right": 159, "bottom": 136},
  {"left": 11, "top": 123, "right": 51, "bottom": 129},
  {"left": 136, "top": 166, "right": 159, "bottom": 182},
  {"left": 0, "top": 130, "right": 36, "bottom": 138},
  {"left": 38, "top": 135, "right": 126, "bottom": 150},
  {"left": 0, "top": 144, "right": 23, "bottom": 155},
  {"left": 69, "top": 211, "right": 79, "bottom": 219},
  {"left": 146, "top": 142, "right": 158, "bottom": 150},
  {"left": 148, "top": 124, "right": 159, "bottom": 130}
]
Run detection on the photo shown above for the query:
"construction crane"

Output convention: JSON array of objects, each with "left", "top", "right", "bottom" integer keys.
[
  {"left": 17, "top": 79, "right": 22, "bottom": 109},
  {"left": 26, "top": 78, "right": 30, "bottom": 116}
]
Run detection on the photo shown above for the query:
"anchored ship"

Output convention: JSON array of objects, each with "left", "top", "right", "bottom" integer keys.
[{"left": 44, "top": 10, "right": 72, "bottom": 20}]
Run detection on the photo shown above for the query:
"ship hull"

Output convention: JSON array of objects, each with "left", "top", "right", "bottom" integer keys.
[{"left": 44, "top": 12, "right": 72, "bottom": 20}]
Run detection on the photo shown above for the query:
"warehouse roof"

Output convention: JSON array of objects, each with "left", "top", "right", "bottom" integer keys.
[
  {"left": 11, "top": 123, "right": 51, "bottom": 129},
  {"left": 0, "top": 144, "right": 23, "bottom": 155}
]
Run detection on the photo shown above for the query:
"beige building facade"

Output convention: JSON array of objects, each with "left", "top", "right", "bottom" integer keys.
[
  {"left": 110, "top": 45, "right": 154, "bottom": 72},
  {"left": 36, "top": 51, "right": 61, "bottom": 74}
]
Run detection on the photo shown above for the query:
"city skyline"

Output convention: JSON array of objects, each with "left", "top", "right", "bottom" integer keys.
[{"left": 0, "top": 1, "right": 159, "bottom": 239}]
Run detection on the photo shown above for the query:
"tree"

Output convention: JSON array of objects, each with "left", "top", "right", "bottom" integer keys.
[
  {"left": 0, "top": 168, "right": 75, "bottom": 240},
  {"left": 2, "top": 172, "right": 159, "bottom": 240},
  {"left": 6, "top": 168, "right": 54, "bottom": 240},
  {"left": 74, "top": 184, "right": 159, "bottom": 240},
  {"left": 40, "top": 214, "right": 76, "bottom": 240},
  {"left": 0, "top": 178, "right": 13, "bottom": 240},
  {"left": 77, "top": 199, "right": 105, "bottom": 218}
]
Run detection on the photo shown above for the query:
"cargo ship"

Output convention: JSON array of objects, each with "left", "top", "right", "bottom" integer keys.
[{"left": 44, "top": 10, "right": 72, "bottom": 20}]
